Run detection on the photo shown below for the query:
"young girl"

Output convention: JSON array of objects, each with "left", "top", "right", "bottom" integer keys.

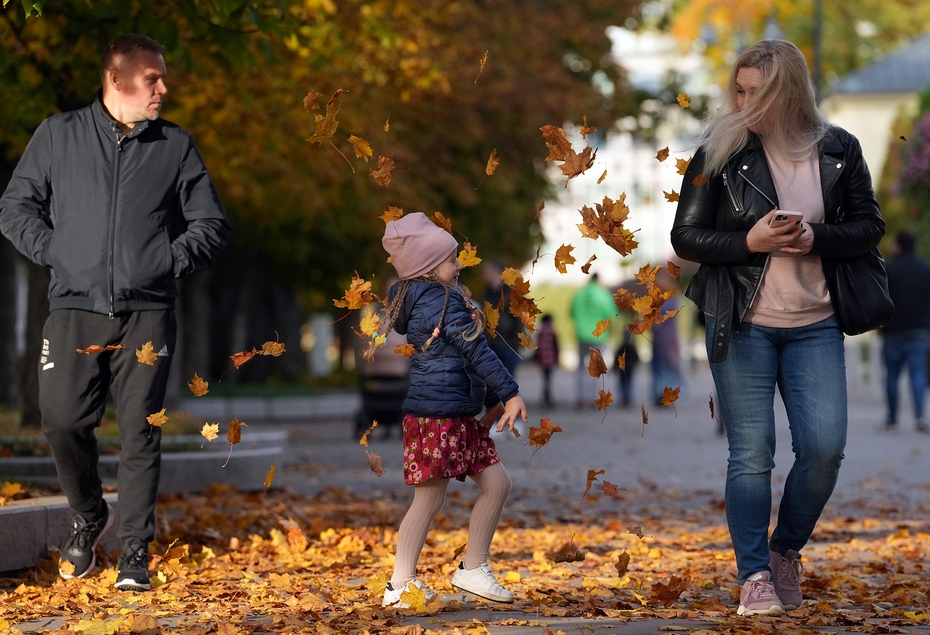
[{"left": 370, "top": 212, "right": 527, "bottom": 608}]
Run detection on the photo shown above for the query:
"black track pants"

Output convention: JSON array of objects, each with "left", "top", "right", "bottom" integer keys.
[{"left": 39, "top": 308, "right": 176, "bottom": 552}]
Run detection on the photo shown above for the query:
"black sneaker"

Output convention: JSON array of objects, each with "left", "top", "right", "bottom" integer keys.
[
  {"left": 115, "top": 547, "right": 151, "bottom": 592},
  {"left": 59, "top": 503, "right": 113, "bottom": 579}
]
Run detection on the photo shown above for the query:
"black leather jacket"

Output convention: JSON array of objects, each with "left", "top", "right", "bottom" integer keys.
[{"left": 671, "top": 125, "right": 884, "bottom": 362}]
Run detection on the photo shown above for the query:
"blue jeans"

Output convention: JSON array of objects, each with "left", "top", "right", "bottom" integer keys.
[
  {"left": 705, "top": 315, "right": 847, "bottom": 583},
  {"left": 882, "top": 330, "right": 929, "bottom": 424}
]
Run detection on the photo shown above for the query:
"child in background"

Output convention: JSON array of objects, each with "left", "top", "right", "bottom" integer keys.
[
  {"left": 369, "top": 213, "right": 527, "bottom": 609},
  {"left": 535, "top": 314, "right": 560, "bottom": 406}
]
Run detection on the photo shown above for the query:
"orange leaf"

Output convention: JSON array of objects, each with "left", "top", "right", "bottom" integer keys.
[
  {"left": 663, "top": 190, "right": 680, "bottom": 203},
  {"left": 617, "top": 350, "right": 626, "bottom": 372},
  {"left": 201, "top": 423, "right": 219, "bottom": 442},
  {"left": 302, "top": 91, "right": 322, "bottom": 111},
  {"left": 366, "top": 450, "right": 385, "bottom": 477},
  {"left": 146, "top": 408, "right": 168, "bottom": 428},
  {"left": 592, "top": 318, "right": 611, "bottom": 339},
  {"left": 597, "top": 169, "right": 607, "bottom": 184},
  {"left": 159, "top": 541, "right": 188, "bottom": 578},
  {"left": 348, "top": 135, "right": 372, "bottom": 162},
  {"left": 394, "top": 343, "right": 416, "bottom": 358},
  {"left": 307, "top": 102, "right": 340, "bottom": 145},
  {"left": 484, "top": 300, "right": 500, "bottom": 338},
  {"left": 429, "top": 211, "right": 452, "bottom": 234},
  {"left": 485, "top": 148, "right": 500, "bottom": 176},
  {"left": 586, "top": 347, "right": 608, "bottom": 378},
  {"left": 136, "top": 341, "right": 157, "bottom": 366},
  {"left": 585, "top": 469, "right": 606, "bottom": 496},
  {"left": 598, "top": 480, "right": 623, "bottom": 498},
  {"left": 539, "top": 124, "right": 572, "bottom": 161},
  {"left": 76, "top": 343, "right": 125, "bottom": 355},
  {"left": 655, "top": 147, "right": 670, "bottom": 162},
  {"left": 458, "top": 244, "right": 482, "bottom": 268},
  {"left": 334, "top": 274, "right": 373, "bottom": 310},
  {"left": 370, "top": 156, "right": 395, "bottom": 186},
  {"left": 652, "top": 576, "right": 687, "bottom": 607},
  {"left": 286, "top": 524, "right": 308, "bottom": 550},
  {"left": 581, "top": 254, "right": 597, "bottom": 274},
  {"left": 666, "top": 261, "right": 681, "bottom": 280},
  {"left": 188, "top": 373, "right": 209, "bottom": 397},
  {"left": 380, "top": 206, "right": 404, "bottom": 224},
  {"left": 263, "top": 463, "right": 276, "bottom": 494},
  {"left": 558, "top": 145, "right": 596, "bottom": 179},
  {"left": 660, "top": 386, "right": 680, "bottom": 406},
  {"left": 384, "top": 118, "right": 390, "bottom": 132},
  {"left": 554, "top": 244, "right": 576, "bottom": 274},
  {"left": 578, "top": 194, "right": 638, "bottom": 256},
  {"left": 228, "top": 418, "right": 246, "bottom": 445},
  {"left": 359, "top": 420, "right": 379, "bottom": 447},
  {"left": 675, "top": 156, "right": 691, "bottom": 175},
  {"left": 518, "top": 331, "right": 537, "bottom": 350},
  {"left": 230, "top": 348, "right": 257, "bottom": 369},
  {"left": 500, "top": 267, "right": 522, "bottom": 287},
  {"left": 595, "top": 390, "right": 613, "bottom": 410},
  {"left": 528, "top": 417, "right": 563, "bottom": 449},
  {"left": 579, "top": 116, "right": 597, "bottom": 138}
]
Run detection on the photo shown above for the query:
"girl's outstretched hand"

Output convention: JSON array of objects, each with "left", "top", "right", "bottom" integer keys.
[
  {"left": 479, "top": 402, "right": 505, "bottom": 429},
  {"left": 496, "top": 395, "right": 527, "bottom": 434}
]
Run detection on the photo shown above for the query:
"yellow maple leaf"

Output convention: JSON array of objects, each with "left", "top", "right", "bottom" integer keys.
[
  {"left": 500, "top": 267, "right": 522, "bottom": 287},
  {"left": 188, "top": 373, "right": 209, "bottom": 397},
  {"left": 259, "top": 340, "right": 286, "bottom": 357},
  {"left": 617, "top": 350, "right": 626, "bottom": 372},
  {"left": 484, "top": 300, "right": 500, "bottom": 337},
  {"left": 159, "top": 542, "right": 188, "bottom": 578},
  {"left": 381, "top": 206, "right": 403, "bottom": 224},
  {"left": 458, "top": 243, "right": 482, "bottom": 268},
  {"left": 307, "top": 102, "right": 340, "bottom": 145},
  {"left": 334, "top": 274, "right": 373, "bottom": 310},
  {"left": 399, "top": 582, "right": 429, "bottom": 611},
  {"left": 592, "top": 318, "right": 611, "bottom": 339},
  {"left": 359, "top": 308, "right": 381, "bottom": 337},
  {"left": 485, "top": 148, "right": 500, "bottom": 175},
  {"left": 136, "top": 341, "right": 157, "bottom": 366},
  {"left": 675, "top": 156, "right": 692, "bottom": 175},
  {"left": 201, "top": 423, "right": 220, "bottom": 442},
  {"left": 676, "top": 92, "right": 691, "bottom": 108},
  {"left": 359, "top": 420, "right": 379, "bottom": 447},
  {"left": 664, "top": 190, "right": 680, "bottom": 203},
  {"left": 348, "top": 135, "right": 373, "bottom": 162},
  {"left": 146, "top": 408, "right": 168, "bottom": 428},
  {"left": 0, "top": 481, "right": 23, "bottom": 498},
  {"left": 554, "top": 244, "right": 576, "bottom": 274},
  {"left": 518, "top": 331, "right": 537, "bottom": 350}
]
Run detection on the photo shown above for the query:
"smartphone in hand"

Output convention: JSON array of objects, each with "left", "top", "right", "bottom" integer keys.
[{"left": 769, "top": 211, "right": 803, "bottom": 228}]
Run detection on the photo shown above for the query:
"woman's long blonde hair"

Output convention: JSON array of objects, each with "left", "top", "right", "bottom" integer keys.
[
  {"left": 363, "top": 274, "right": 486, "bottom": 362},
  {"left": 699, "top": 39, "right": 828, "bottom": 176}
]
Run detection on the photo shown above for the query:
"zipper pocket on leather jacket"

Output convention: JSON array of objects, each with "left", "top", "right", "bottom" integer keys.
[{"left": 722, "top": 171, "right": 742, "bottom": 214}]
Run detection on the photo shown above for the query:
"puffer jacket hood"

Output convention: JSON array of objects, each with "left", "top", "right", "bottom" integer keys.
[{"left": 392, "top": 280, "right": 519, "bottom": 418}]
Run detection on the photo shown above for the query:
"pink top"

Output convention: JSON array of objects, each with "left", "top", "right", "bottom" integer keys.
[{"left": 743, "top": 146, "right": 833, "bottom": 328}]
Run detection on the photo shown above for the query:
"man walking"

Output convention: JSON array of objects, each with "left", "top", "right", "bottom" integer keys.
[
  {"left": 570, "top": 273, "right": 616, "bottom": 407},
  {"left": 0, "top": 34, "right": 231, "bottom": 590},
  {"left": 881, "top": 231, "right": 930, "bottom": 433}
]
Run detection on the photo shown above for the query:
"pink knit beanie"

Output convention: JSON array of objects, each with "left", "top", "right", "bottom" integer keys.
[{"left": 382, "top": 213, "right": 459, "bottom": 280}]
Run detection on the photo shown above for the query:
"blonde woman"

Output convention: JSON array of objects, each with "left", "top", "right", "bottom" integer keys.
[{"left": 671, "top": 40, "right": 884, "bottom": 616}]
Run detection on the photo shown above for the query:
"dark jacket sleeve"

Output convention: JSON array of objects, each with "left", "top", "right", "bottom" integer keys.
[
  {"left": 671, "top": 148, "right": 756, "bottom": 266},
  {"left": 170, "top": 135, "right": 232, "bottom": 277},
  {"left": 809, "top": 132, "right": 884, "bottom": 258},
  {"left": 442, "top": 295, "right": 519, "bottom": 407},
  {"left": 0, "top": 120, "right": 54, "bottom": 266}
]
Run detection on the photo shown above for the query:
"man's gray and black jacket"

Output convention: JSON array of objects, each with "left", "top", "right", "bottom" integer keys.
[
  {"left": 0, "top": 92, "right": 231, "bottom": 316},
  {"left": 671, "top": 125, "right": 884, "bottom": 362}
]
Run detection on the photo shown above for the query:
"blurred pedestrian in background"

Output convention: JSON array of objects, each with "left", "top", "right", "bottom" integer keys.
[
  {"left": 534, "top": 314, "right": 560, "bottom": 407},
  {"left": 482, "top": 259, "right": 522, "bottom": 376},
  {"left": 569, "top": 273, "right": 615, "bottom": 407}
]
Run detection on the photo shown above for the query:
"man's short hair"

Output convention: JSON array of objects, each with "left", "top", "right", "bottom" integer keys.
[
  {"left": 100, "top": 34, "right": 164, "bottom": 85},
  {"left": 896, "top": 231, "right": 916, "bottom": 253}
]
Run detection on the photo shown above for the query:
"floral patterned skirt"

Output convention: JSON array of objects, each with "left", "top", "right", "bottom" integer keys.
[{"left": 401, "top": 414, "right": 500, "bottom": 485}]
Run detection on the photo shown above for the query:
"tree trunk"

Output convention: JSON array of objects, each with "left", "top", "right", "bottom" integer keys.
[{"left": 20, "top": 261, "right": 49, "bottom": 429}]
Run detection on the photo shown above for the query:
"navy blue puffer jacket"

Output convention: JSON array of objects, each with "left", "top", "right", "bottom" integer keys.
[{"left": 392, "top": 281, "right": 520, "bottom": 418}]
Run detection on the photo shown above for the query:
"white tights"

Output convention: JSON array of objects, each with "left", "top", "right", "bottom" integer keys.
[{"left": 390, "top": 461, "right": 512, "bottom": 587}]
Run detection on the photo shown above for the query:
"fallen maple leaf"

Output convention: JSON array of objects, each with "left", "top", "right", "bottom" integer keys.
[
  {"left": 366, "top": 450, "right": 385, "bottom": 477},
  {"left": 675, "top": 156, "right": 692, "bottom": 175},
  {"left": 518, "top": 332, "right": 537, "bottom": 350},
  {"left": 598, "top": 480, "right": 623, "bottom": 498},
  {"left": 663, "top": 190, "right": 680, "bottom": 202},
  {"left": 359, "top": 420, "right": 379, "bottom": 447},
  {"left": 458, "top": 243, "right": 482, "bottom": 268},
  {"left": 554, "top": 244, "right": 576, "bottom": 274},
  {"left": 348, "top": 135, "right": 373, "bottom": 162},
  {"left": 651, "top": 575, "right": 687, "bottom": 607},
  {"left": 592, "top": 318, "right": 611, "bottom": 339},
  {"left": 136, "top": 341, "right": 157, "bottom": 366},
  {"left": 586, "top": 347, "right": 608, "bottom": 378},
  {"left": 188, "top": 373, "right": 209, "bottom": 397},
  {"left": 130, "top": 615, "right": 160, "bottom": 634},
  {"left": 370, "top": 155, "right": 395, "bottom": 186},
  {"left": 475, "top": 50, "right": 489, "bottom": 83},
  {"left": 615, "top": 552, "right": 631, "bottom": 577},
  {"left": 655, "top": 146, "right": 670, "bottom": 162},
  {"left": 76, "top": 343, "right": 125, "bottom": 355},
  {"left": 334, "top": 273, "right": 373, "bottom": 310},
  {"left": 147, "top": 408, "right": 168, "bottom": 428},
  {"left": 302, "top": 90, "right": 321, "bottom": 111},
  {"left": 660, "top": 386, "right": 680, "bottom": 406},
  {"left": 229, "top": 348, "right": 257, "bottom": 369},
  {"left": 595, "top": 390, "right": 613, "bottom": 411},
  {"left": 676, "top": 93, "right": 690, "bottom": 108},
  {"left": 485, "top": 148, "right": 500, "bottom": 175},
  {"left": 429, "top": 211, "right": 452, "bottom": 234},
  {"left": 0, "top": 481, "right": 23, "bottom": 498},
  {"left": 381, "top": 206, "right": 404, "bottom": 224},
  {"left": 201, "top": 423, "right": 220, "bottom": 442},
  {"left": 581, "top": 254, "right": 597, "bottom": 274},
  {"left": 394, "top": 343, "right": 416, "bottom": 358}
]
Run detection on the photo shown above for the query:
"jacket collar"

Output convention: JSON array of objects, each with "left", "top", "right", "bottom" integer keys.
[{"left": 92, "top": 90, "right": 151, "bottom": 141}]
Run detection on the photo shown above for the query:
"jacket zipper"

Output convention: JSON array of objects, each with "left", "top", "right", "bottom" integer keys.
[
  {"left": 108, "top": 130, "right": 125, "bottom": 319},
  {"left": 721, "top": 172, "right": 742, "bottom": 213},
  {"left": 735, "top": 169, "right": 773, "bottom": 321},
  {"left": 737, "top": 170, "right": 777, "bottom": 208}
]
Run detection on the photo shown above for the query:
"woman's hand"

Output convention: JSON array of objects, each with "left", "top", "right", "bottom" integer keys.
[
  {"left": 495, "top": 395, "right": 528, "bottom": 434},
  {"left": 746, "top": 209, "right": 806, "bottom": 255},
  {"left": 784, "top": 221, "right": 814, "bottom": 255}
]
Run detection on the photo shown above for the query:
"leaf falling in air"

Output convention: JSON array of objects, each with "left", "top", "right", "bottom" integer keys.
[
  {"left": 223, "top": 418, "right": 246, "bottom": 468},
  {"left": 380, "top": 206, "right": 404, "bottom": 224},
  {"left": 676, "top": 93, "right": 690, "bottom": 108},
  {"left": 230, "top": 349, "right": 257, "bottom": 369},
  {"left": 188, "top": 373, "right": 209, "bottom": 397},
  {"left": 359, "top": 420, "right": 379, "bottom": 447},
  {"left": 394, "top": 343, "right": 416, "bottom": 358},
  {"left": 664, "top": 190, "right": 680, "bottom": 202},
  {"left": 458, "top": 242, "right": 482, "bottom": 267},
  {"left": 76, "top": 343, "right": 125, "bottom": 355},
  {"left": 348, "top": 135, "right": 373, "bottom": 162},
  {"left": 334, "top": 273, "right": 373, "bottom": 310},
  {"left": 592, "top": 318, "right": 611, "bottom": 339},
  {"left": 595, "top": 390, "right": 613, "bottom": 411},
  {"left": 661, "top": 386, "right": 680, "bottom": 406},
  {"left": 655, "top": 147, "right": 670, "bottom": 162},
  {"left": 579, "top": 115, "right": 597, "bottom": 138},
  {"left": 485, "top": 148, "right": 500, "bottom": 175},
  {"left": 366, "top": 450, "right": 385, "bottom": 477},
  {"left": 554, "top": 244, "right": 576, "bottom": 273},
  {"left": 302, "top": 91, "right": 321, "bottom": 111},
  {"left": 307, "top": 102, "right": 340, "bottom": 145},
  {"left": 586, "top": 347, "right": 608, "bottom": 378},
  {"left": 370, "top": 156, "right": 395, "bottom": 186},
  {"left": 261, "top": 463, "right": 276, "bottom": 501},
  {"left": 615, "top": 552, "right": 631, "bottom": 577},
  {"left": 136, "top": 342, "right": 157, "bottom": 366},
  {"left": 518, "top": 332, "right": 537, "bottom": 351},
  {"left": 429, "top": 211, "right": 452, "bottom": 234},
  {"left": 581, "top": 254, "right": 597, "bottom": 274},
  {"left": 535, "top": 199, "right": 545, "bottom": 219},
  {"left": 577, "top": 194, "right": 638, "bottom": 256},
  {"left": 598, "top": 480, "right": 623, "bottom": 498},
  {"left": 484, "top": 300, "right": 500, "bottom": 338},
  {"left": 259, "top": 339, "right": 286, "bottom": 357},
  {"left": 359, "top": 308, "right": 382, "bottom": 337},
  {"left": 384, "top": 118, "right": 390, "bottom": 132},
  {"left": 527, "top": 417, "right": 563, "bottom": 464},
  {"left": 666, "top": 261, "right": 681, "bottom": 279},
  {"left": 675, "top": 156, "right": 692, "bottom": 175},
  {"left": 201, "top": 423, "right": 220, "bottom": 442},
  {"left": 147, "top": 408, "right": 168, "bottom": 428},
  {"left": 641, "top": 404, "right": 649, "bottom": 436},
  {"left": 597, "top": 169, "right": 607, "bottom": 184},
  {"left": 617, "top": 350, "right": 626, "bottom": 372},
  {"left": 627, "top": 525, "right": 648, "bottom": 539},
  {"left": 475, "top": 50, "right": 489, "bottom": 83}
]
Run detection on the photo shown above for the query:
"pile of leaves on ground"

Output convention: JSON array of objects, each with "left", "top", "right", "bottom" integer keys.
[{"left": 1, "top": 484, "right": 928, "bottom": 634}]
